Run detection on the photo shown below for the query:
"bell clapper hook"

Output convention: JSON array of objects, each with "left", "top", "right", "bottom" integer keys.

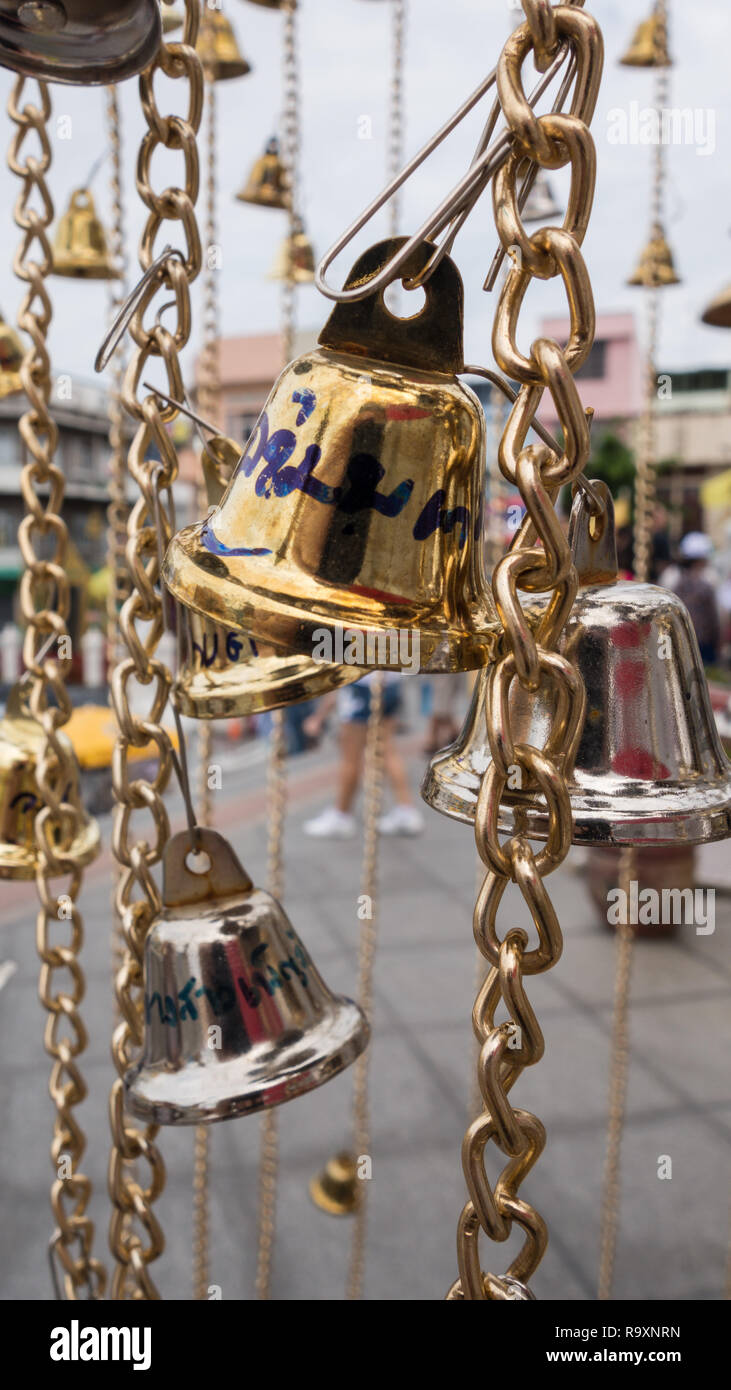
[{"left": 94, "top": 245, "right": 185, "bottom": 373}]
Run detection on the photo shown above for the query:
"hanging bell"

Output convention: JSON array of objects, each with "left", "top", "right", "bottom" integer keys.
[
  {"left": 51, "top": 188, "right": 120, "bottom": 281},
  {"left": 162, "top": 237, "right": 499, "bottom": 674},
  {"left": 161, "top": 6, "right": 182, "bottom": 34},
  {"left": 627, "top": 223, "right": 681, "bottom": 289},
  {"left": 268, "top": 216, "right": 316, "bottom": 282},
  {"left": 521, "top": 169, "right": 562, "bottom": 224},
  {"left": 422, "top": 483, "right": 731, "bottom": 846},
  {"left": 124, "top": 828, "right": 370, "bottom": 1124},
  {"left": 174, "top": 433, "right": 362, "bottom": 717},
  {"left": 0, "top": 1, "right": 161, "bottom": 84},
  {"left": 309, "top": 1152, "right": 359, "bottom": 1215},
  {"left": 701, "top": 282, "right": 731, "bottom": 330},
  {"left": 197, "top": 7, "right": 250, "bottom": 81},
  {"left": 619, "top": 11, "right": 672, "bottom": 68},
  {"left": 0, "top": 307, "right": 24, "bottom": 400},
  {"left": 0, "top": 683, "right": 100, "bottom": 879},
  {"left": 236, "top": 136, "right": 290, "bottom": 211}
]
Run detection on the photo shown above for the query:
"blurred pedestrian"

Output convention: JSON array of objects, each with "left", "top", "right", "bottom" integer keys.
[{"left": 669, "top": 532, "right": 721, "bottom": 666}]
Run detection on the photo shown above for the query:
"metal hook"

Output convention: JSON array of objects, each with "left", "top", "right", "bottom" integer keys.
[
  {"left": 94, "top": 245, "right": 184, "bottom": 374},
  {"left": 141, "top": 381, "right": 242, "bottom": 482},
  {"left": 84, "top": 147, "right": 109, "bottom": 191},
  {"left": 315, "top": 5, "right": 582, "bottom": 305}
]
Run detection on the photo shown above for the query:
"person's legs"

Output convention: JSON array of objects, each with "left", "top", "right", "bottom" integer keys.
[
  {"left": 381, "top": 718, "right": 412, "bottom": 805},
  {"left": 336, "top": 719, "right": 368, "bottom": 812}
]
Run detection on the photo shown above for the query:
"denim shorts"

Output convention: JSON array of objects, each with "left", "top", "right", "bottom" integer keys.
[{"left": 338, "top": 680, "right": 402, "bottom": 724}]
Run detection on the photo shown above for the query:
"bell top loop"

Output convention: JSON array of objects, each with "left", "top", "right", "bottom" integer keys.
[
  {"left": 163, "top": 827, "right": 253, "bottom": 909},
  {"left": 568, "top": 479, "right": 617, "bottom": 587},
  {"left": 319, "top": 236, "right": 465, "bottom": 375}
]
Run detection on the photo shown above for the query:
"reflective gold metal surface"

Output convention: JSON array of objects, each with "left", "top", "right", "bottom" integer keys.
[
  {"left": 236, "top": 136, "right": 290, "bottom": 210},
  {"left": 0, "top": 0, "right": 161, "bottom": 84},
  {"left": 310, "top": 1153, "right": 359, "bottom": 1215},
  {"left": 627, "top": 223, "right": 680, "bottom": 288},
  {"left": 619, "top": 11, "right": 671, "bottom": 69},
  {"left": 124, "top": 829, "right": 370, "bottom": 1124},
  {"left": 52, "top": 187, "right": 120, "bottom": 281},
  {"left": 268, "top": 220, "right": 315, "bottom": 281},
  {"left": 0, "top": 304, "right": 23, "bottom": 397},
  {"left": 197, "top": 8, "right": 250, "bottom": 82},
  {"left": 163, "top": 236, "right": 499, "bottom": 673}
]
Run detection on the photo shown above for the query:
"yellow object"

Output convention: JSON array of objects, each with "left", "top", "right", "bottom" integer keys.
[
  {"left": 236, "top": 137, "right": 290, "bottom": 210},
  {"left": 268, "top": 220, "right": 316, "bottom": 282},
  {"left": 627, "top": 224, "right": 680, "bottom": 288},
  {"left": 700, "top": 468, "right": 731, "bottom": 511},
  {"left": 64, "top": 704, "right": 178, "bottom": 770},
  {"left": 197, "top": 9, "right": 251, "bottom": 81},
  {"left": 0, "top": 306, "right": 24, "bottom": 399},
  {"left": 52, "top": 188, "right": 120, "bottom": 280},
  {"left": 620, "top": 12, "right": 671, "bottom": 68}
]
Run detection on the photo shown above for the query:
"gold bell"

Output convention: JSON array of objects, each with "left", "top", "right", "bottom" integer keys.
[
  {"left": 0, "top": 683, "right": 100, "bottom": 879},
  {"left": 619, "top": 11, "right": 672, "bottom": 68},
  {"left": 52, "top": 188, "right": 120, "bottom": 281},
  {"left": 175, "top": 434, "right": 362, "bottom": 717},
  {"left": 268, "top": 217, "right": 316, "bottom": 282},
  {"left": 701, "top": 282, "right": 731, "bottom": 330},
  {"left": 627, "top": 223, "right": 681, "bottom": 289},
  {"left": 0, "top": 307, "right": 24, "bottom": 400},
  {"left": 0, "top": 1, "right": 162, "bottom": 85},
  {"left": 163, "top": 237, "right": 499, "bottom": 674},
  {"left": 197, "top": 7, "right": 251, "bottom": 81},
  {"left": 124, "top": 828, "right": 370, "bottom": 1124},
  {"left": 422, "top": 483, "right": 731, "bottom": 846},
  {"left": 309, "top": 1152, "right": 359, "bottom": 1215},
  {"left": 521, "top": 170, "right": 562, "bottom": 224},
  {"left": 161, "top": 6, "right": 183, "bottom": 34},
  {"left": 236, "top": 136, "right": 290, "bottom": 211}
]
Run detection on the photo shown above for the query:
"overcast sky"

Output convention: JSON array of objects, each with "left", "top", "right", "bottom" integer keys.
[{"left": 0, "top": 0, "right": 729, "bottom": 394}]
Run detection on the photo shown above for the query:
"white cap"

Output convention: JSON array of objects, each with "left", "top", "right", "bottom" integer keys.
[{"left": 679, "top": 531, "right": 713, "bottom": 560}]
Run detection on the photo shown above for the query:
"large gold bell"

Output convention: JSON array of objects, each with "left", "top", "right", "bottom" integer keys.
[
  {"left": 701, "top": 282, "right": 731, "bottom": 330},
  {"left": 0, "top": 1, "right": 161, "bottom": 84},
  {"left": 0, "top": 683, "right": 100, "bottom": 879},
  {"left": 52, "top": 188, "right": 120, "bottom": 281},
  {"left": 309, "top": 1152, "right": 359, "bottom": 1215},
  {"left": 124, "top": 829, "right": 370, "bottom": 1124},
  {"left": 422, "top": 484, "right": 731, "bottom": 846},
  {"left": 627, "top": 223, "right": 680, "bottom": 289},
  {"left": 268, "top": 218, "right": 316, "bottom": 282},
  {"left": 619, "top": 12, "right": 671, "bottom": 68},
  {"left": 163, "top": 237, "right": 499, "bottom": 674},
  {"left": 197, "top": 7, "right": 250, "bottom": 81},
  {"left": 0, "top": 306, "right": 24, "bottom": 400},
  {"left": 236, "top": 136, "right": 290, "bottom": 210}
]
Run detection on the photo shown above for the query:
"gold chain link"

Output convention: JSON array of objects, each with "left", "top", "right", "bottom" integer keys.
[
  {"left": 597, "top": 846, "right": 636, "bottom": 1299},
  {"left": 108, "top": 0, "right": 203, "bottom": 1300},
  {"left": 8, "top": 76, "right": 106, "bottom": 1302},
  {"left": 449, "top": 1, "right": 602, "bottom": 1300}
]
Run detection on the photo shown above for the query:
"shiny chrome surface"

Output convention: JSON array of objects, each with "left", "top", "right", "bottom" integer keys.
[
  {"left": 0, "top": 683, "right": 99, "bottom": 879},
  {"left": 175, "top": 608, "right": 362, "bottom": 718},
  {"left": 423, "top": 579, "right": 731, "bottom": 845},
  {"left": 125, "top": 829, "right": 370, "bottom": 1124},
  {"left": 0, "top": 0, "right": 161, "bottom": 84},
  {"left": 163, "top": 237, "right": 499, "bottom": 673},
  {"left": 52, "top": 188, "right": 119, "bottom": 281}
]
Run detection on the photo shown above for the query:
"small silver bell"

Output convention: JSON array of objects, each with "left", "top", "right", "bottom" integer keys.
[
  {"left": 125, "top": 829, "right": 370, "bottom": 1124},
  {"left": 422, "top": 484, "right": 731, "bottom": 846}
]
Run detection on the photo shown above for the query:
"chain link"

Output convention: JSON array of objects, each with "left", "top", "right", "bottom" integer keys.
[
  {"left": 107, "top": 0, "right": 203, "bottom": 1300},
  {"left": 8, "top": 75, "right": 106, "bottom": 1301},
  {"left": 449, "top": 2, "right": 602, "bottom": 1300}
]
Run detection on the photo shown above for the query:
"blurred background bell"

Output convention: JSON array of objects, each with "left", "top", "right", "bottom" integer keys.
[
  {"left": 701, "top": 282, "right": 731, "bottom": 329},
  {"left": 197, "top": 6, "right": 250, "bottom": 81},
  {"left": 521, "top": 169, "right": 562, "bottom": 224},
  {"left": 268, "top": 216, "right": 315, "bottom": 281},
  {"left": 0, "top": 0, "right": 161, "bottom": 83},
  {"left": 0, "top": 683, "right": 100, "bottom": 879},
  {"left": 124, "top": 829, "right": 370, "bottom": 1124},
  {"left": 422, "top": 484, "right": 731, "bottom": 846},
  {"left": 309, "top": 1152, "right": 359, "bottom": 1215},
  {"left": 163, "top": 238, "right": 499, "bottom": 674},
  {"left": 627, "top": 223, "right": 680, "bottom": 288},
  {"left": 52, "top": 188, "right": 119, "bottom": 280},
  {"left": 0, "top": 307, "right": 24, "bottom": 399},
  {"left": 160, "top": 5, "right": 182, "bottom": 34},
  {"left": 236, "top": 136, "right": 290, "bottom": 210},
  {"left": 619, "top": 10, "right": 672, "bottom": 68}
]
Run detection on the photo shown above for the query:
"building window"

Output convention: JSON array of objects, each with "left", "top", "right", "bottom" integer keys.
[
  {"left": 0, "top": 422, "right": 20, "bottom": 468},
  {"left": 576, "top": 339, "right": 607, "bottom": 380}
]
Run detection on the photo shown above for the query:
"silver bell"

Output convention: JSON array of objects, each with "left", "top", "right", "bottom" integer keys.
[
  {"left": 0, "top": 1, "right": 162, "bottom": 85},
  {"left": 124, "top": 829, "right": 370, "bottom": 1124},
  {"left": 422, "top": 484, "right": 731, "bottom": 846}
]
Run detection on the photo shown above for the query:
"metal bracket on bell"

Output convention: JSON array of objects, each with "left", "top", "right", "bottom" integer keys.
[
  {"left": 0, "top": 1, "right": 163, "bottom": 86},
  {"left": 568, "top": 479, "right": 617, "bottom": 585}
]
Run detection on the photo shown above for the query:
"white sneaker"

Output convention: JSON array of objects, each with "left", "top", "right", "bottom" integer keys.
[
  {"left": 303, "top": 806, "right": 356, "bottom": 838},
  {"left": 378, "top": 804, "right": 424, "bottom": 836}
]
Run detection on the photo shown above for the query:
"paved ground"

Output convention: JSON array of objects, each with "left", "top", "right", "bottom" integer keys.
[{"left": 1, "top": 694, "right": 730, "bottom": 1302}]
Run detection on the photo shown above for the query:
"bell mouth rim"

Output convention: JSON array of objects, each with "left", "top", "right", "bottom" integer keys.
[
  {"left": 421, "top": 760, "right": 731, "bottom": 847},
  {"left": 308, "top": 1177, "right": 359, "bottom": 1216},
  {"left": 51, "top": 258, "right": 121, "bottom": 281},
  {"left": 123, "top": 1000, "right": 370, "bottom": 1126},
  {"left": 0, "top": 1, "right": 162, "bottom": 86},
  {"left": 175, "top": 651, "right": 363, "bottom": 719},
  {"left": 0, "top": 814, "right": 100, "bottom": 879},
  {"left": 163, "top": 525, "right": 500, "bottom": 675}
]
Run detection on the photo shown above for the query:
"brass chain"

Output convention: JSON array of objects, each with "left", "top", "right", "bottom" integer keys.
[
  {"left": 598, "top": 847, "right": 635, "bottom": 1299},
  {"left": 449, "top": 1, "right": 602, "bottom": 1300},
  {"left": 347, "top": 674, "right": 385, "bottom": 1301},
  {"left": 108, "top": 0, "right": 203, "bottom": 1300},
  {"left": 388, "top": 0, "right": 406, "bottom": 236},
  {"left": 8, "top": 76, "right": 105, "bottom": 1301}
]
